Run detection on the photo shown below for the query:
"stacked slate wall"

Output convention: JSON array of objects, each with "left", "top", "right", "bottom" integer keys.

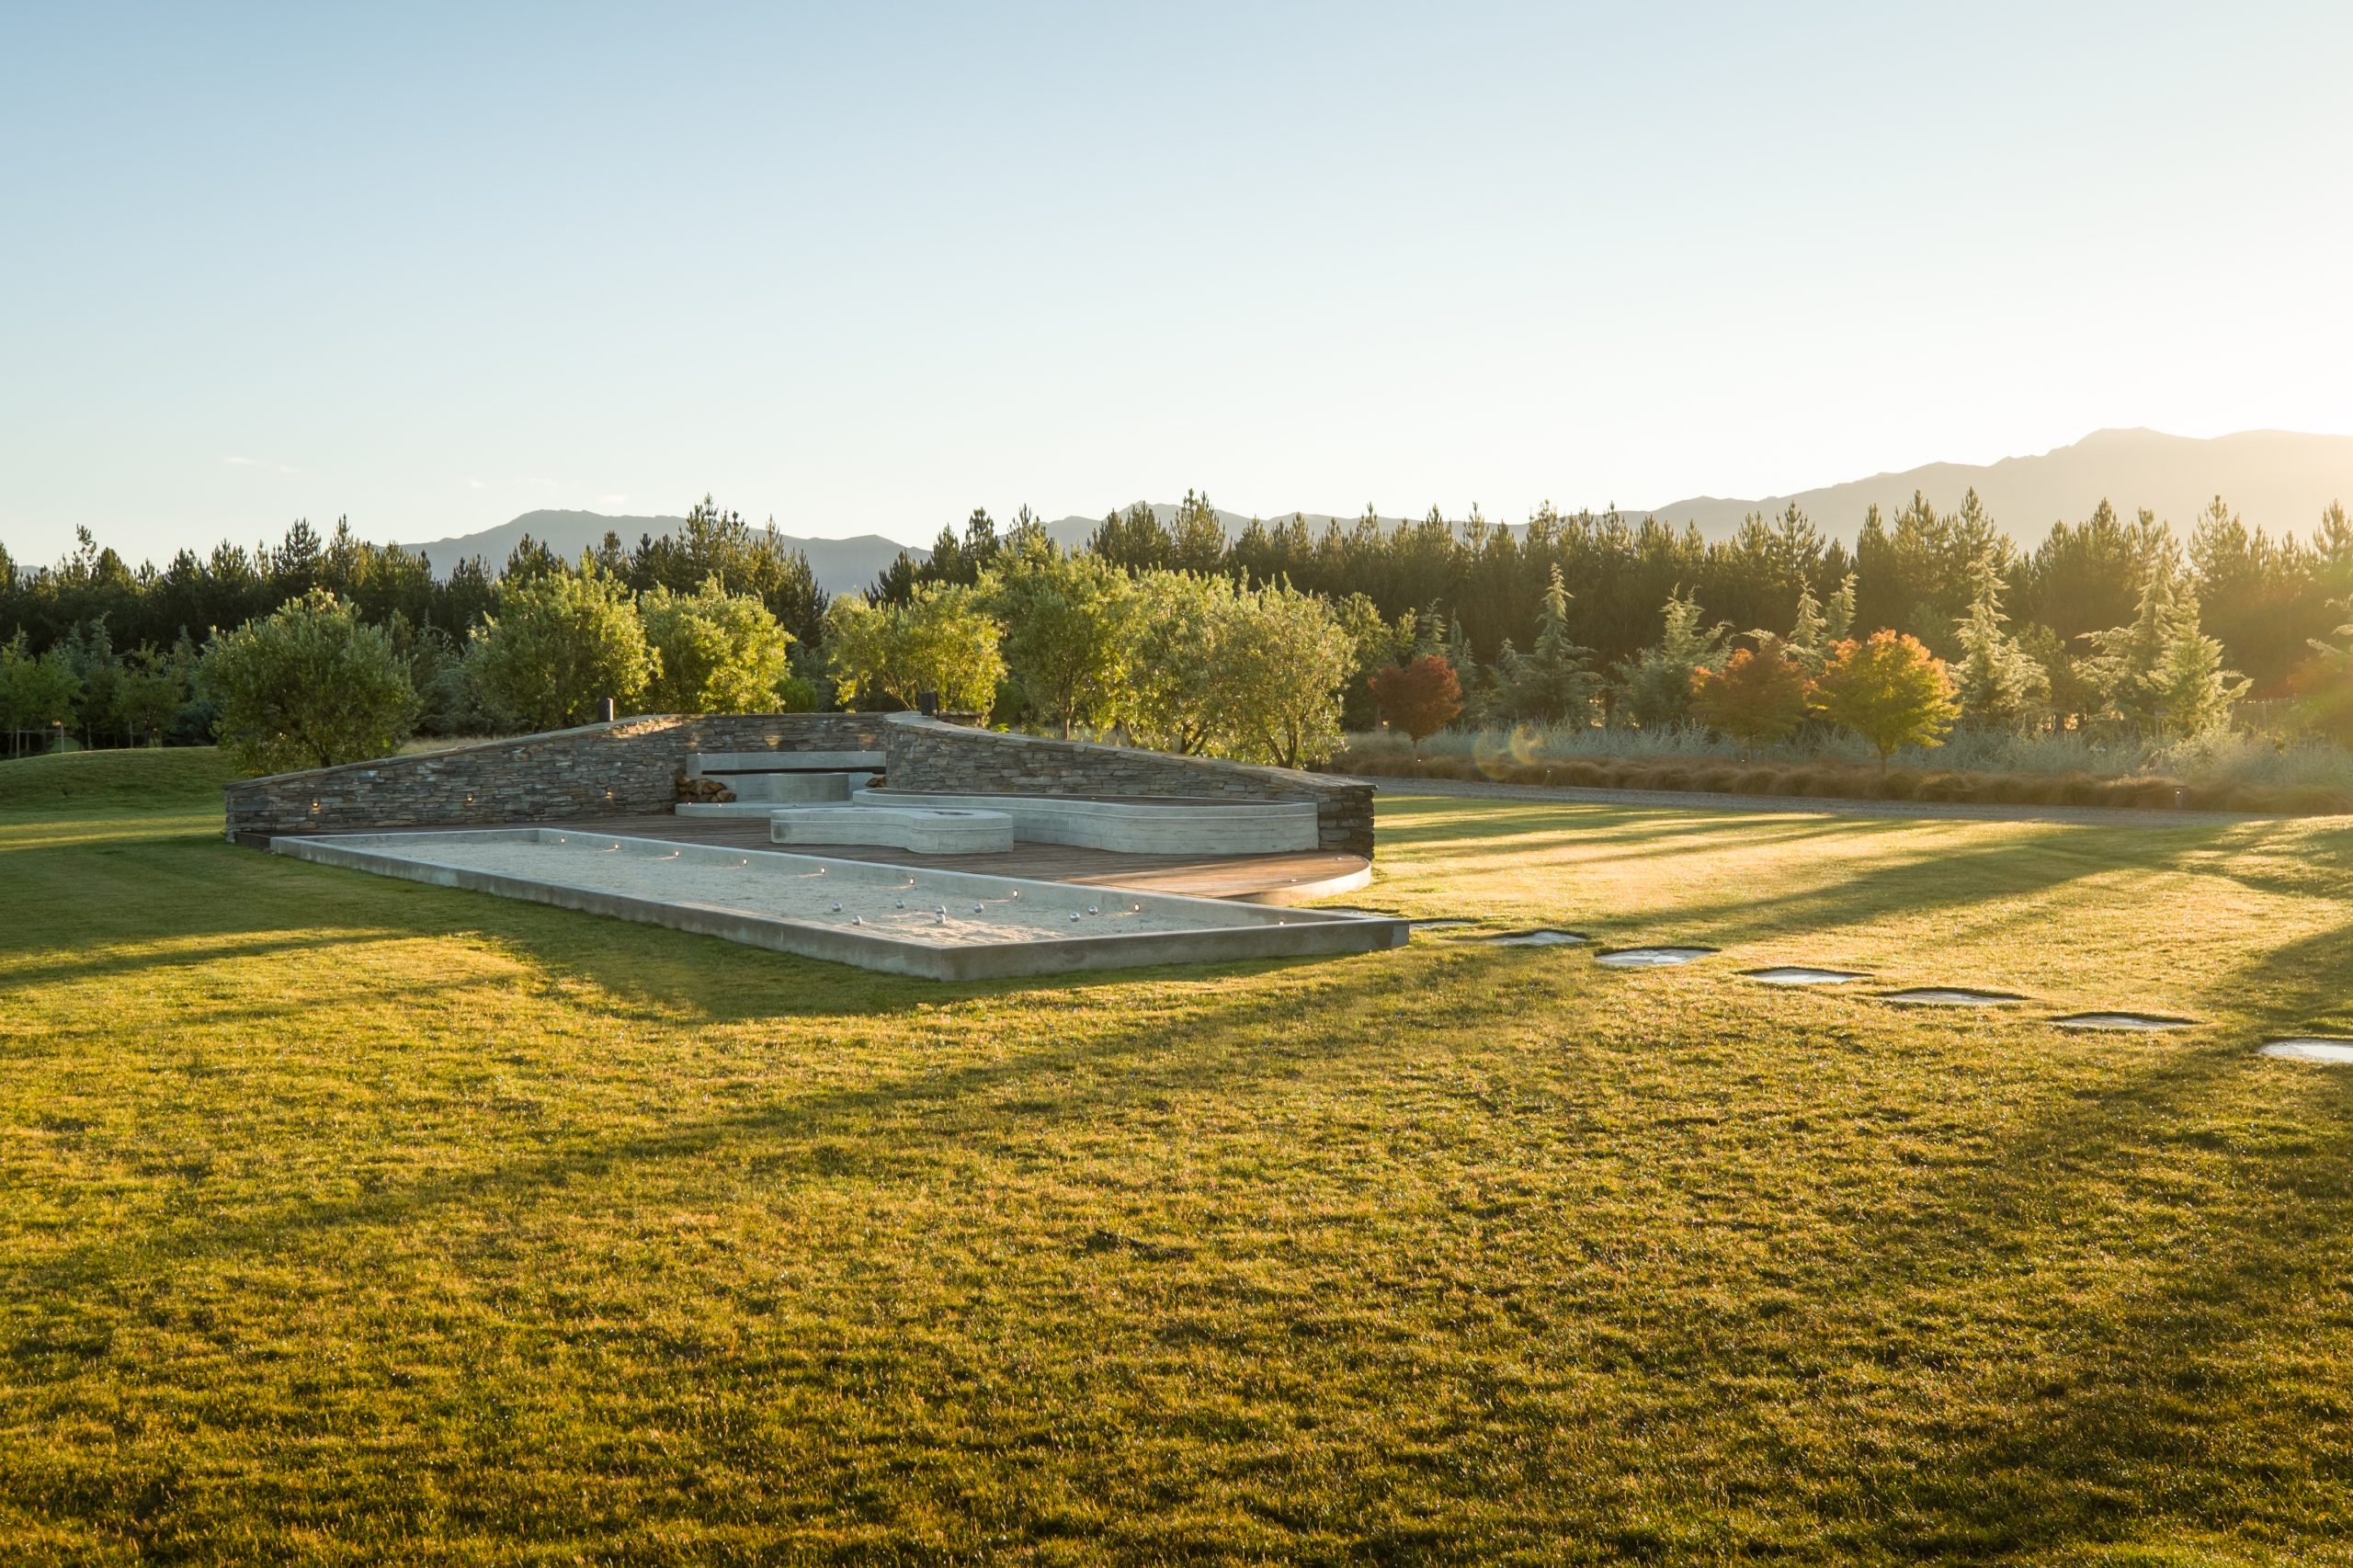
[
  {"left": 223, "top": 710, "right": 1377, "bottom": 856},
  {"left": 881, "top": 715, "right": 1375, "bottom": 854},
  {"left": 222, "top": 714, "right": 886, "bottom": 842}
]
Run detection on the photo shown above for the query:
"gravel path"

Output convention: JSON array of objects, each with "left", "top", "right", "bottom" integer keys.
[{"left": 1344, "top": 774, "right": 2283, "bottom": 829}]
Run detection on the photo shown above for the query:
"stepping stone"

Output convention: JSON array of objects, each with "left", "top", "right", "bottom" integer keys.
[
  {"left": 1485, "top": 928, "right": 1588, "bottom": 947},
  {"left": 2258, "top": 1039, "right": 2353, "bottom": 1064},
  {"left": 1746, "top": 966, "right": 1870, "bottom": 986},
  {"left": 1595, "top": 946, "right": 1716, "bottom": 968},
  {"left": 1880, "top": 986, "right": 2026, "bottom": 1006},
  {"left": 2052, "top": 1012, "right": 2197, "bottom": 1032},
  {"left": 1318, "top": 907, "right": 1472, "bottom": 932}
]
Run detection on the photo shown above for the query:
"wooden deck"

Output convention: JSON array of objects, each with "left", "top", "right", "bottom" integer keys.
[{"left": 406, "top": 812, "right": 1372, "bottom": 903}]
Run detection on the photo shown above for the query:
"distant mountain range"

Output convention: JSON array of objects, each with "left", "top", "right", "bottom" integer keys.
[
  {"left": 391, "top": 429, "right": 2353, "bottom": 593},
  {"left": 392, "top": 510, "right": 918, "bottom": 597},
  {"left": 1638, "top": 428, "right": 2353, "bottom": 541}
]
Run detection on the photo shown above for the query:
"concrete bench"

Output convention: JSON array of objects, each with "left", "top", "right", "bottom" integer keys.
[
  {"left": 854, "top": 789, "right": 1319, "bottom": 854},
  {"left": 768, "top": 805, "right": 1014, "bottom": 855},
  {"left": 677, "top": 749, "right": 886, "bottom": 816}
]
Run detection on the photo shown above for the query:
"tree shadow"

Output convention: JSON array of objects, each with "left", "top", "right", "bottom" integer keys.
[
  {"left": 4, "top": 827, "right": 1369, "bottom": 1028},
  {"left": 8, "top": 940, "right": 1558, "bottom": 1301},
  {"left": 1814, "top": 1038, "right": 2353, "bottom": 1557}
]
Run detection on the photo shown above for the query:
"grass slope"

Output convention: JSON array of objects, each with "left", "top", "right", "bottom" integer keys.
[{"left": 4, "top": 755, "right": 2352, "bottom": 1563}]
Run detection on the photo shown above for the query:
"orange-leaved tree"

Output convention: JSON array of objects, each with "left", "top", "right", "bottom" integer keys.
[
  {"left": 1368, "top": 654, "right": 1461, "bottom": 756},
  {"left": 1690, "top": 639, "right": 1812, "bottom": 756},
  {"left": 1813, "top": 630, "right": 1958, "bottom": 771}
]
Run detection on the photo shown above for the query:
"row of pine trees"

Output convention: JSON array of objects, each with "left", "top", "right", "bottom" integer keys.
[{"left": 5, "top": 484, "right": 2349, "bottom": 747}]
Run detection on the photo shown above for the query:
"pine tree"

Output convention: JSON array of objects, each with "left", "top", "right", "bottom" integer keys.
[
  {"left": 2299, "top": 594, "right": 2353, "bottom": 742},
  {"left": 1824, "top": 572, "right": 1859, "bottom": 642},
  {"left": 2147, "top": 584, "right": 2250, "bottom": 736},
  {"left": 1497, "top": 563, "right": 1599, "bottom": 726},
  {"left": 1613, "top": 590, "right": 1729, "bottom": 728},
  {"left": 1950, "top": 552, "right": 2048, "bottom": 730},
  {"left": 2084, "top": 556, "right": 2245, "bottom": 735},
  {"left": 1785, "top": 582, "right": 1829, "bottom": 675},
  {"left": 2085, "top": 558, "right": 2181, "bottom": 732},
  {"left": 1442, "top": 610, "right": 1491, "bottom": 725},
  {"left": 1410, "top": 598, "right": 1446, "bottom": 661}
]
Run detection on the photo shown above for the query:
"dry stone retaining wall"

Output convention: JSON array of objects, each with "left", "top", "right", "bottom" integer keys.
[
  {"left": 881, "top": 715, "right": 1374, "bottom": 854},
  {"left": 223, "top": 710, "right": 1376, "bottom": 856},
  {"left": 222, "top": 714, "right": 885, "bottom": 842}
]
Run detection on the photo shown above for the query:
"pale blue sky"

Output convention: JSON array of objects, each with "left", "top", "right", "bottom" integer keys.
[{"left": 6, "top": 2, "right": 2349, "bottom": 562}]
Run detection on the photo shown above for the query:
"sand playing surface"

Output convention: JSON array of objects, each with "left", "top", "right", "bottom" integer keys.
[{"left": 386, "top": 834, "right": 1275, "bottom": 948}]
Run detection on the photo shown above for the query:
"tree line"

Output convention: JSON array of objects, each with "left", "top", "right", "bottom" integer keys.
[
  {"left": 5, "top": 483, "right": 2350, "bottom": 763},
  {"left": 0, "top": 501, "right": 825, "bottom": 752}
]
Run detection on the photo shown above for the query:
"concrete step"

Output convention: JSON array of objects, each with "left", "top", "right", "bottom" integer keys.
[
  {"left": 769, "top": 805, "right": 1015, "bottom": 855},
  {"left": 853, "top": 789, "right": 1319, "bottom": 854}
]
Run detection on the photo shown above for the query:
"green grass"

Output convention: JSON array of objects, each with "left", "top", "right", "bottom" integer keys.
[{"left": 6, "top": 748, "right": 2353, "bottom": 1563}]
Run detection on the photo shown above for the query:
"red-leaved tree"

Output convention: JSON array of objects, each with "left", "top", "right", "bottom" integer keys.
[
  {"left": 1368, "top": 654, "right": 1462, "bottom": 755},
  {"left": 1690, "top": 640, "right": 1813, "bottom": 756}
]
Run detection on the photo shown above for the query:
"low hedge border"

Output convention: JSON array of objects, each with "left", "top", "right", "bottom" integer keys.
[{"left": 1336, "top": 752, "right": 2353, "bottom": 816}]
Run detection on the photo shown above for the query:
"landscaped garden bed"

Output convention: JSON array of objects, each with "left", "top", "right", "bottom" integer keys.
[{"left": 1336, "top": 727, "right": 2353, "bottom": 814}]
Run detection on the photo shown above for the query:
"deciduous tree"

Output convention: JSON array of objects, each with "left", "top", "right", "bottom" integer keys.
[
  {"left": 1210, "top": 579, "right": 1351, "bottom": 768},
  {"left": 640, "top": 578, "right": 793, "bottom": 714},
  {"left": 466, "top": 562, "right": 656, "bottom": 731},
  {"left": 197, "top": 590, "right": 420, "bottom": 774},
  {"left": 113, "top": 644, "right": 190, "bottom": 744},
  {"left": 824, "top": 584, "right": 1004, "bottom": 713},
  {"left": 1813, "top": 630, "right": 1958, "bottom": 769},
  {"left": 1369, "top": 654, "right": 1462, "bottom": 754},
  {"left": 0, "top": 633, "right": 84, "bottom": 755},
  {"left": 1123, "top": 570, "right": 1233, "bottom": 755},
  {"left": 1691, "top": 638, "right": 1812, "bottom": 754},
  {"left": 984, "top": 545, "right": 1132, "bottom": 737}
]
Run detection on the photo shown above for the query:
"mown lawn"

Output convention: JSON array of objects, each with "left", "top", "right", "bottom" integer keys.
[{"left": 5, "top": 748, "right": 2353, "bottom": 1564}]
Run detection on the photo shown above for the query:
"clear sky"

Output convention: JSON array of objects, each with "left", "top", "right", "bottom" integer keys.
[{"left": 6, "top": 2, "right": 2350, "bottom": 562}]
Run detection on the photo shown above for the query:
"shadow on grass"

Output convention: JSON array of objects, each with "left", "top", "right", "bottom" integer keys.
[
  {"left": 7, "top": 938, "right": 1558, "bottom": 1303},
  {"left": 0, "top": 812, "right": 1391, "bottom": 1028},
  {"left": 1823, "top": 1037, "right": 2353, "bottom": 1558},
  {"left": 1375, "top": 804, "right": 1938, "bottom": 856}
]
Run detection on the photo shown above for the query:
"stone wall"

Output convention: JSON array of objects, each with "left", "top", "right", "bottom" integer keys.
[
  {"left": 222, "top": 713, "right": 887, "bottom": 842},
  {"left": 223, "top": 710, "right": 1378, "bottom": 857},
  {"left": 881, "top": 714, "right": 1375, "bottom": 854}
]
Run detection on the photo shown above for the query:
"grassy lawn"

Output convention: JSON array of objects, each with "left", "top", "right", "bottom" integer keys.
[{"left": 6, "top": 748, "right": 2353, "bottom": 1564}]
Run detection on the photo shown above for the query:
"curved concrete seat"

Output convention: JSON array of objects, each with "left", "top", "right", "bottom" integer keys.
[
  {"left": 769, "top": 805, "right": 1014, "bottom": 855},
  {"left": 855, "top": 788, "right": 1318, "bottom": 854}
]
